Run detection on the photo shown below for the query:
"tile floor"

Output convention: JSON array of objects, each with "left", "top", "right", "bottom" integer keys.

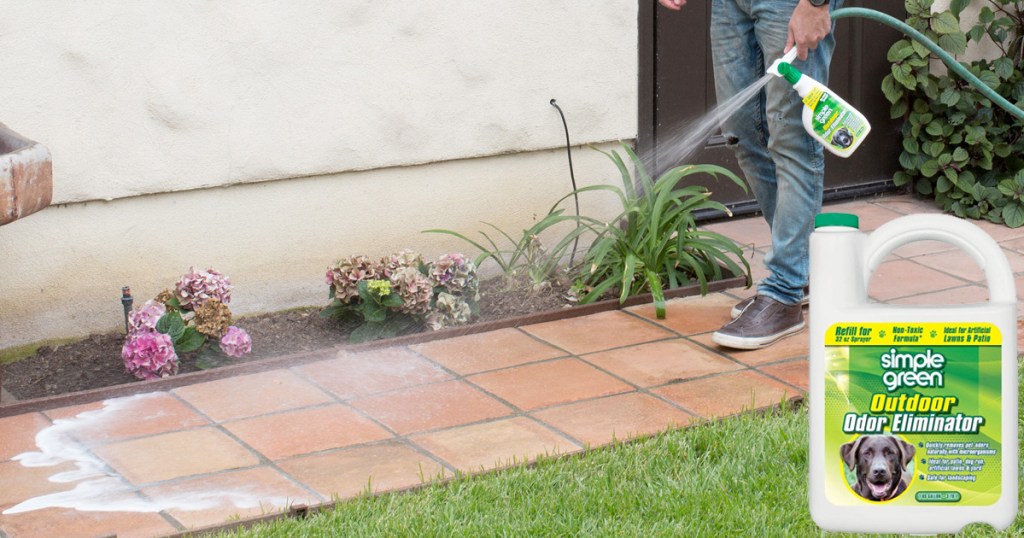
[{"left": 1, "top": 193, "right": 1022, "bottom": 537}]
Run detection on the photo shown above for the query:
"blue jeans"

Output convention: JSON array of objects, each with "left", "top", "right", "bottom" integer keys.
[{"left": 710, "top": 0, "right": 840, "bottom": 305}]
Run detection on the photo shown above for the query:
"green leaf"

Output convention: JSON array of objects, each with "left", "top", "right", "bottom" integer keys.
[
  {"left": 916, "top": 177, "right": 934, "bottom": 195},
  {"left": 993, "top": 57, "right": 1014, "bottom": 81},
  {"left": 920, "top": 159, "right": 941, "bottom": 178},
  {"left": 155, "top": 312, "right": 185, "bottom": 341},
  {"left": 887, "top": 41, "right": 916, "bottom": 63},
  {"left": 952, "top": 147, "right": 969, "bottom": 162},
  {"left": 937, "top": 32, "right": 967, "bottom": 55},
  {"left": 949, "top": 0, "right": 971, "bottom": 16},
  {"left": 174, "top": 327, "right": 206, "bottom": 354},
  {"left": 893, "top": 171, "right": 913, "bottom": 187},
  {"left": 890, "top": 99, "right": 909, "bottom": 118},
  {"left": 939, "top": 87, "right": 960, "bottom": 107},
  {"left": 381, "top": 293, "right": 404, "bottom": 308},
  {"left": 892, "top": 63, "right": 916, "bottom": 89},
  {"left": 902, "top": 137, "right": 920, "bottom": 154},
  {"left": 1003, "top": 202, "right": 1024, "bottom": 228},
  {"left": 881, "top": 74, "right": 903, "bottom": 104},
  {"left": 930, "top": 12, "right": 961, "bottom": 35}
]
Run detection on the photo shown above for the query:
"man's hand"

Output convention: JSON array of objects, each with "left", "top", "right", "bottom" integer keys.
[
  {"left": 787, "top": 0, "right": 831, "bottom": 60},
  {"left": 657, "top": 0, "right": 687, "bottom": 10}
]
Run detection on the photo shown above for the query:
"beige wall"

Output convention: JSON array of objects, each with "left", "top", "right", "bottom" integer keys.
[{"left": 0, "top": 1, "right": 640, "bottom": 349}]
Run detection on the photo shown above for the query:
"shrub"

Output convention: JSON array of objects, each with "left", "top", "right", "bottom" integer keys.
[
  {"left": 122, "top": 267, "right": 252, "bottom": 379},
  {"left": 564, "top": 143, "right": 752, "bottom": 319},
  {"left": 322, "top": 250, "right": 480, "bottom": 342},
  {"left": 884, "top": 0, "right": 1024, "bottom": 225}
]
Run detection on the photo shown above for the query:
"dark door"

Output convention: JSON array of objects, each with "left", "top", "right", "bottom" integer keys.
[{"left": 638, "top": 0, "right": 905, "bottom": 215}]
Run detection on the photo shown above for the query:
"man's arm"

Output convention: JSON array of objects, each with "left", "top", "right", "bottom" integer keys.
[{"left": 787, "top": 0, "right": 832, "bottom": 60}]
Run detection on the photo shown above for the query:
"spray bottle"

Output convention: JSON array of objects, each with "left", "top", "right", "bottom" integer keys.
[{"left": 767, "top": 50, "right": 871, "bottom": 157}]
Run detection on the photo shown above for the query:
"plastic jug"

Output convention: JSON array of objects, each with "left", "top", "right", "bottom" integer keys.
[{"left": 808, "top": 212, "right": 1018, "bottom": 533}]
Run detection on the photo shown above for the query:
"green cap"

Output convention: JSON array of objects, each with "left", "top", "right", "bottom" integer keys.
[
  {"left": 815, "top": 213, "right": 859, "bottom": 229},
  {"left": 777, "top": 62, "right": 802, "bottom": 85}
]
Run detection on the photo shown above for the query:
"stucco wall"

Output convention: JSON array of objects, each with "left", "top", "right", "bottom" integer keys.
[
  {"left": 0, "top": 1, "right": 640, "bottom": 349},
  {"left": 0, "top": 1, "right": 637, "bottom": 203}
]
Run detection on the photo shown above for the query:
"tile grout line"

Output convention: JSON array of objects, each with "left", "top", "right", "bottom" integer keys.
[
  {"left": 399, "top": 344, "right": 592, "bottom": 455},
  {"left": 159, "top": 390, "right": 330, "bottom": 510}
]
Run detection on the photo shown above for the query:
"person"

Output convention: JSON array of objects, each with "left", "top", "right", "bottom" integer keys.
[{"left": 657, "top": 0, "right": 840, "bottom": 349}]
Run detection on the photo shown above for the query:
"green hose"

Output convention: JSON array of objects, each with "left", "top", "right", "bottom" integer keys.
[{"left": 831, "top": 6, "right": 1024, "bottom": 123}]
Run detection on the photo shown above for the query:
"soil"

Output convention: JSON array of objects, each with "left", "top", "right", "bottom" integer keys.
[{"left": 1, "top": 275, "right": 577, "bottom": 401}]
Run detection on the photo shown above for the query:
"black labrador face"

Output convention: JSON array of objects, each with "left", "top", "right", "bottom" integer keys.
[
  {"left": 840, "top": 435, "right": 914, "bottom": 501},
  {"left": 832, "top": 127, "right": 853, "bottom": 149}
]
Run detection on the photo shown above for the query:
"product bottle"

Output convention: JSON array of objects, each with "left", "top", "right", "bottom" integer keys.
[
  {"left": 809, "top": 212, "right": 1018, "bottom": 533},
  {"left": 772, "top": 61, "right": 871, "bottom": 157}
]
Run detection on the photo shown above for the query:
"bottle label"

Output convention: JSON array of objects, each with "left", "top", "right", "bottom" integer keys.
[
  {"left": 823, "top": 322, "right": 1002, "bottom": 506},
  {"left": 803, "top": 88, "right": 868, "bottom": 153}
]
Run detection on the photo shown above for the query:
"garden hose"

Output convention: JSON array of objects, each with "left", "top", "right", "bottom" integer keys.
[{"left": 830, "top": 6, "right": 1024, "bottom": 123}]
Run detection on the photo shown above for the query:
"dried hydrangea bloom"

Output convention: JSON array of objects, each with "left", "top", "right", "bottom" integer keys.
[
  {"left": 193, "top": 298, "right": 233, "bottom": 338},
  {"left": 219, "top": 326, "right": 252, "bottom": 358},
  {"left": 389, "top": 266, "right": 432, "bottom": 315},
  {"left": 430, "top": 253, "right": 479, "bottom": 297},
  {"left": 154, "top": 289, "right": 175, "bottom": 305},
  {"left": 122, "top": 331, "right": 179, "bottom": 380},
  {"left": 128, "top": 300, "right": 166, "bottom": 334},
  {"left": 382, "top": 249, "right": 424, "bottom": 278},
  {"left": 425, "top": 292, "right": 473, "bottom": 330},
  {"left": 176, "top": 267, "right": 232, "bottom": 309},
  {"left": 328, "top": 255, "right": 384, "bottom": 304}
]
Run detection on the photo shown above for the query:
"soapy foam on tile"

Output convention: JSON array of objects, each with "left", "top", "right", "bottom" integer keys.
[{"left": 3, "top": 392, "right": 301, "bottom": 515}]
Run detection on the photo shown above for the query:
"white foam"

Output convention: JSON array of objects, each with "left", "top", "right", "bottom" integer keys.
[{"left": 4, "top": 392, "right": 306, "bottom": 516}]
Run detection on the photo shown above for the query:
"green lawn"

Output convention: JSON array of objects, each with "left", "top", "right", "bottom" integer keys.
[{"left": 213, "top": 373, "right": 1023, "bottom": 537}]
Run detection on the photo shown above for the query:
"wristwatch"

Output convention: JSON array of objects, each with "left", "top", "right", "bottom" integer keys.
[{"left": 808, "top": 0, "right": 829, "bottom": 6}]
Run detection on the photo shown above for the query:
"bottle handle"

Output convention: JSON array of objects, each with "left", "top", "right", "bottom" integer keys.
[{"left": 864, "top": 214, "right": 1016, "bottom": 303}]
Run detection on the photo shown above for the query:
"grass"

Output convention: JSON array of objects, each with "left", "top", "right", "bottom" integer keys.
[{"left": 209, "top": 387, "right": 1023, "bottom": 538}]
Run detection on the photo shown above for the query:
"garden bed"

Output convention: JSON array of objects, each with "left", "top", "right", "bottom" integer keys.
[{"left": 0, "top": 273, "right": 745, "bottom": 417}]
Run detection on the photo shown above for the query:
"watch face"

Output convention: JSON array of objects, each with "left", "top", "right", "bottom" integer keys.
[{"left": 810, "top": 0, "right": 829, "bottom": 5}]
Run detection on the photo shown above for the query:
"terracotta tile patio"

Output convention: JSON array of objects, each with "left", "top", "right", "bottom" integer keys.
[{"left": 2, "top": 193, "right": 1023, "bottom": 537}]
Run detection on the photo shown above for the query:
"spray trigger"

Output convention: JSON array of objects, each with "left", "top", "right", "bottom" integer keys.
[{"left": 767, "top": 48, "right": 799, "bottom": 77}]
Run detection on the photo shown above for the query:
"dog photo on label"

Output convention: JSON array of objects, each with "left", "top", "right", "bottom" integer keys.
[{"left": 840, "top": 434, "right": 915, "bottom": 501}]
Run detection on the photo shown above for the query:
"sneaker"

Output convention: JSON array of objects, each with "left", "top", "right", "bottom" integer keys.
[
  {"left": 713, "top": 295, "right": 805, "bottom": 350},
  {"left": 730, "top": 287, "right": 810, "bottom": 319}
]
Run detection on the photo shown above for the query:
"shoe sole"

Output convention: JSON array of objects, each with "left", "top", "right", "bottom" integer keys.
[
  {"left": 711, "top": 320, "right": 807, "bottom": 350},
  {"left": 730, "top": 297, "right": 810, "bottom": 319}
]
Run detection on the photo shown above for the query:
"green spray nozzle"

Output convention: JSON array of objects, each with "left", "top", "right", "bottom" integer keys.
[{"left": 775, "top": 62, "right": 803, "bottom": 85}]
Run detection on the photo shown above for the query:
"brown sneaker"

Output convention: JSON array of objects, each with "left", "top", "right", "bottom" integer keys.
[
  {"left": 714, "top": 295, "right": 805, "bottom": 349},
  {"left": 730, "top": 287, "right": 810, "bottom": 319}
]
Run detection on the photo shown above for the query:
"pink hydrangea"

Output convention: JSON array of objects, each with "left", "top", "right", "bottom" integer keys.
[
  {"left": 128, "top": 300, "right": 166, "bottom": 334},
  {"left": 219, "top": 326, "right": 252, "bottom": 358},
  {"left": 176, "top": 266, "right": 232, "bottom": 309},
  {"left": 430, "top": 253, "right": 478, "bottom": 295},
  {"left": 122, "top": 331, "right": 179, "bottom": 380}
]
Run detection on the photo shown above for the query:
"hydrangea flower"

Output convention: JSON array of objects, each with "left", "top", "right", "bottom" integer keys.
[
  {"left": 176, "top": 267, "right": 232, "bottom": 309},
  {"left": 430, "top": 253, "right": 479, "bottom": 297},
  {"left": 219, "top": 326, "right": 252, "bottom": 358},
  {"left": 367, "top": 279, "right": 392, "bottom": 297},
  {"left": 327, "top": 255, "right": 384, "bottom": 304},
  {"left": 425, "top": 292, "right": 473, "bottom": 330},
  {"left": 193, "top": 298, "right": 233, "bottom": 338},
  {"left": 128, "top": 300, "right": 166, "bottom": 334},
  {"left": 382, "top": 249, "right": 424, "bottom": 278},
  {"left": 122, "top": 331, "right": 179, "bottom": 380},
  {"left": 389, "top": 266, "right": 432, "bottom": 315}
]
